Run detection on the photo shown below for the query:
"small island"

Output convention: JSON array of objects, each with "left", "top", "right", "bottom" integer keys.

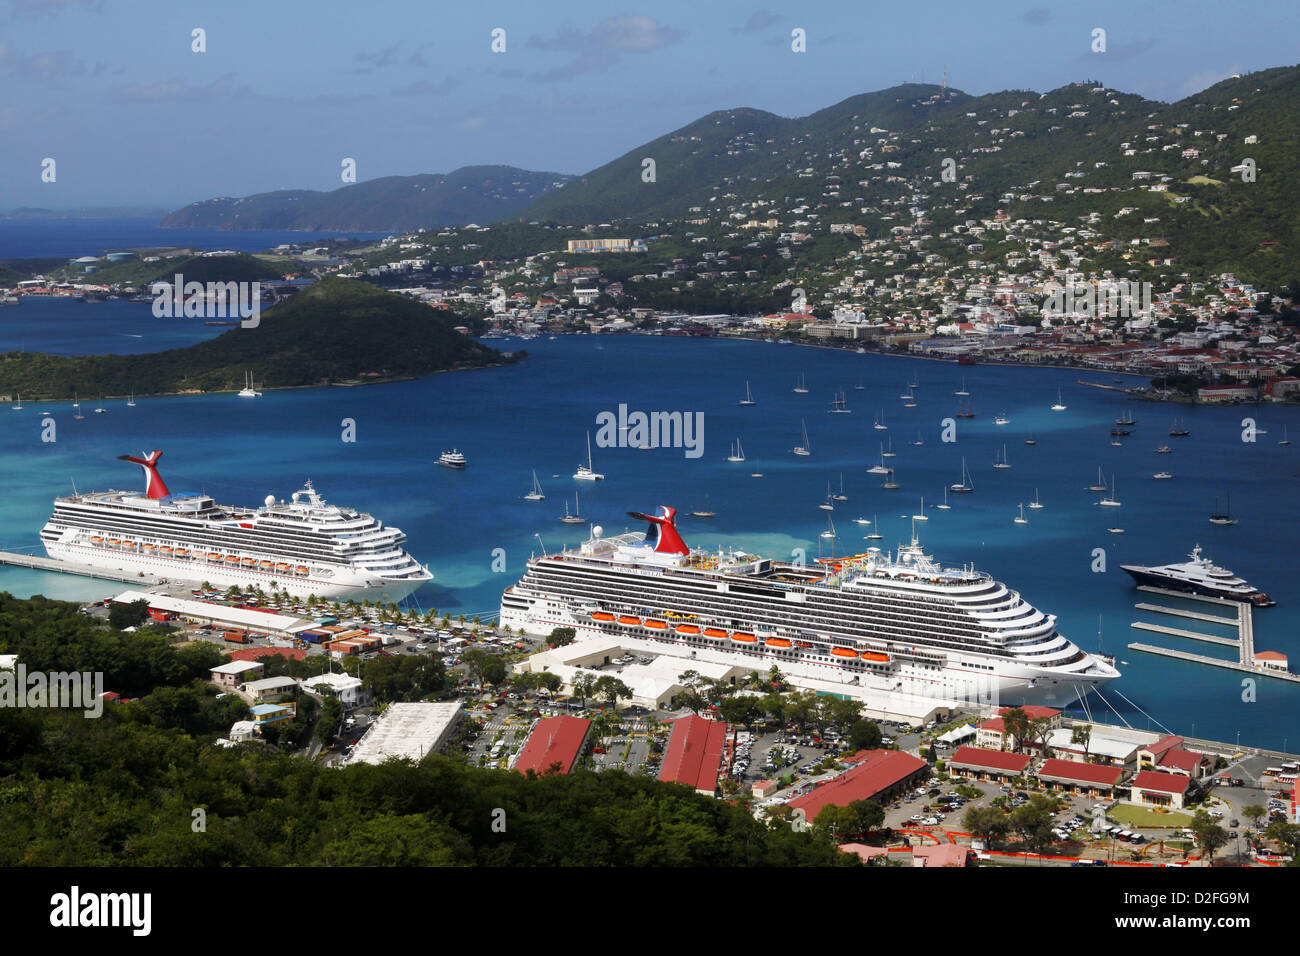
[{"left": 0, "top": 277, "right": 516, "bottom": 399}]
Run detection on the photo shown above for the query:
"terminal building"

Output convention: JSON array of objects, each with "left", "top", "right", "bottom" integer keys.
[
  {"left": 513, "top": 715, "right": 592, "bottom": 776},
  {"left": 344, "top": 702, "right": 463, "bottom": 766},
  {"left": 659, "top": 715, "right": 726, "bottom": 796}
]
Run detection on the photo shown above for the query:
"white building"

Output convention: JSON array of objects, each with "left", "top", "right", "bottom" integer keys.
[
  {"left": 301, "top": 672, "right": 369, "bottom": 709},
  {"left": 344, "top": 702, "right": 463, "bottom": 765}
]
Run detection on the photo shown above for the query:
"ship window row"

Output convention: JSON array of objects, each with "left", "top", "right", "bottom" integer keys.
[{"left": 52, "top": 515, "right": 346, "bottom": 562}]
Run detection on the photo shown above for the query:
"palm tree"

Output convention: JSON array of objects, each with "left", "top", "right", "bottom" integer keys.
[{"left": 1070, "top": 724, "right": 1093, "bottom": 762}]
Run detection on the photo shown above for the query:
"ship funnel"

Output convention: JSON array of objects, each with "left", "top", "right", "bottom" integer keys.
[
  {"left": 117, "top": 450, "right": 170, "bottom": 499},
  {"left": 625, "top": 506, "right": 689, "bottom": 555}
]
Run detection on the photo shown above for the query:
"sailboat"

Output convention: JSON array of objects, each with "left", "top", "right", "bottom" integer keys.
[
  {"left": 524, "top": 470, "right": 545, "bottom": 501},
  {"left": 751, "top": 460, "right": 764, "bottom": 479},
  {"left": 1025, "top": 432, "right": 1036, "bottom": 446},
  {"left": 935, "top": 487, "right": 952, "bottom": 510},
  {"left": 1098, "top": 475, "right": 1121, "bottom": 507},
  {"left": 573, "top": 431, "right": 605, "bottom": 480},
  {"left": 10, "top": 392, "right": 22, "bottom": 410},
  {"left": 1013, "top": 503, "right": 1029, "bottom": 525},
  {"left": 867, "top": 444, "right": 890, "bottom": 474},
  {"left": 1170, "top": 418, "right": 1190, "bottom": 437},
  {"left": 865, "top": 515, "right": 883, "bottom": 540},
  {"left": 73, "top": 392, "right": 84, "bottom": 420},
  {"left": 1280, "top": 426, "right": 1290, "bottom": 446},
  {"left": 560, "top": 493, "right": 587, "bottom": 524},
  {"left": 820, "top": 514, "right": 837, "bottom": 540},
  {"left": 950, "top": 457, "right": 974, "bottom": 494},
  {"left": 819, "top": 482, "right": 835, "bottom": 511},
  {"left": 954, "top": 376, "right": 969, "bottom": 397},
  {"left": 793, "top": 373, "right": 809, "bottom": 394},
  {"left": 993, "top": 444, "right": 1011, "bottom": 469},
  {"left": 1209, "top": 494, "right": 1238, "bottom": 526},
  {"left": 691, "top": 494, "right": 716, "bottom": 518},
  {"left": 791, "top": 419, "right": 811, "bottom": 456},
  {"left": 94, "top": 394, "right": 107, "bottom": 413},
  {"left": 854, "top": 378, "right": 865, "bottom": 391},
  {"left": 955, "top": 398, "right": 975, "bottom": 419},
  {"left": 1051, "top": 387, "right": 1066, "bottom": 412},
  {"left": 911, "top": 496, "right": 928, "bottom": 521},
  {"left": 829, "top": 389, "right": 851, "bottom": 413},
  {"left": 1088, "top": 466, "right": 1108, "bottom": 492},
  {"left": 882, "top": 438, "right": 896, "bottom": 458},
  {"left": 912, "top": 431, "right": 924, "bottom": 447},
  {"left": 881, "top": 469, "right": 900, "bottom": 490},
  {"left": 852, "top": 516, "right": 872, "bottom": 525},
  {"left": 832, "top": 474, "right": 848, "bottom": 501},
  {"left": 873, "top": 410, "right": 887, "bottom": 431},
  {"left": 727, "top": 438, "right": 746, "bottom": 462},
  {"left": 1028, "top": 488, "right": 1044, "bottom": 510},
  {"left": 993, "top": 411, "right": 1010, "bottom": 425},
  {"left": 903, "top": 389, "right": 917, "bottom": 408},
  {"left": 908, "top": 374, "right": 919, "bottom": 390},
  {"left": 126, "top": 392, "right": 136, "bottom": 407},
  {"left": 1115, "top": 408, "right": 1137, "bottom": 426},
  {"left": 738, "top": 381, "right": 757, "bottom": 406},
  {"left": 238, "top": 371, "right": 261, "bottom": 398}
]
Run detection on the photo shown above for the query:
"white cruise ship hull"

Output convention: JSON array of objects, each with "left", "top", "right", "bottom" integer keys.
[
  {"left": 499, "top": 595, "right": 1117, "bottom": 711},
  {"left": 44, "top": 537, "right": 424, "bottom": 602}
]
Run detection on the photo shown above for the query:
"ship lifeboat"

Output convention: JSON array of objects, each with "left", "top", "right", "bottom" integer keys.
[
  {"left": 91, "top": 536, "right": 103, "bottom": 543},
  {"left": 207, "top": 553, "right": 222, "bottom": 561},
  {"left": 765, "top": 637, "right": 793, "bottom": 648},
  {"left": 702, "top": 628, "right": 729, "bottom": 639},
  {"left": 617, "top": 616, "right": 641, "bottom": 626},
  {"left": 259, "top": 560, "right": 275, "bottom": 569},
  {"left": 142, "top": 543, "right": 156, "bottom": 551},
  {"left": 731, "top": 632, "right": 757, "bottom": 643},
  {"left": 225, "top": 555, "right": 240, "bottom": 564},
  {"left": 107, "top": 538, "right": 121, "bottom": 545},
  {"left": 159, "top": 546, "right": 173, "bottom": 553},
  {"left": 675, "top": 624, "right": 701, "bottom": 635},
  {"left": 643, "top": 619, "right": 668, "bottom": 630},
  {"left": 123, "top": 541, "right": 138, "bottom": 549},
  {"left": 275, "top": 562, "right": 291, "bottom": 571},
  {"left": 295, "top": 566, "right": 309, "bottom": 575},
  {"left": 830, "top": 647, "right": 859, "bottom": 659},
  {"left": 175, "top": 549, "right": 189, "bottom": 556},
  {"left": 241, "top": 558, "right": 257, "bottom": 566},
  {"left": 861, "top": 651, "right": 891, "bottom": 663},
  {"left": 591, "top": 612, "right": 615, "bottom": 622}
]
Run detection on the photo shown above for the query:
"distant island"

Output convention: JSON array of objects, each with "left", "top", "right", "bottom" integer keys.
[
  {"left": 1, "top": 206, "right": 170, "bottom": 220},
  {"left": 160, "top": 165, "right": 574, "bottom": 232},
  {"left": 0, "top": 277, "right": 516, "bottom": 400}
]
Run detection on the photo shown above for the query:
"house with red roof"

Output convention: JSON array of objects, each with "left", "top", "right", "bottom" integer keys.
[
  {"left": 948, "top": 746, "right": 1032, "bottom": 782},
  {"left": 1130, "top": 769, "right": 1193, "bottom": 810},
  {"left": 1157, "top": 748, "right": 1213, "bottom": 780},
  {"left": 1137, "top": 734, "right": 1183, "bottom": 768},
  {"left": 1036, "top": 758, "right": 1124, "bottom": 796},
  {"left": 976, "top": 705, "right": 1062, "bottom": 752},
  {"left": 788, "top": 750, "right": 927, "bottom": 820},
  {"left": 513, "top": 715, "right": 591, "bottom": 776},
  {"left": 227, "top": 646, "right": 307, "bottom": 664},
  {"left": 659, "top": 715, "right": 726, "bottom": 796}
]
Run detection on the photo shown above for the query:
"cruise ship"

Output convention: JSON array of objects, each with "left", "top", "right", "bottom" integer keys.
[
  {"left": 1121, "top": 546, "right": 1274, "bottom": 607},
  {"left": 40, "top": 451, "right": 432, "bottom": 600},
  {"left": 500, "top": 506, "right": 1120, "bottom": 707}
]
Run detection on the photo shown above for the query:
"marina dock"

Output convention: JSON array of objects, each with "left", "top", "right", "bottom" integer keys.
[
  {"left": 0, "top": 550, "right": 161, "bottom": 586},
  {"left": 1129, "top": 621, "right": 1239, "bottom": 647},
  {"left": 1128, "top": 589, "right": 1283, "bottom": 678}
]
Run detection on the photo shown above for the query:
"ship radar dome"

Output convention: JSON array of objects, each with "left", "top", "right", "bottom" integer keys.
[
  {"left": 264, "top": 495, "right": 275, "bottom": 507},
  {"left": 591, "top": 525, "right": 603, "bottom": 538}
]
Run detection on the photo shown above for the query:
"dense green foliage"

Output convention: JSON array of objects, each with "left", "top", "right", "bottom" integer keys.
[
  {"left": 0, "top": 276, "right": 513, "bottom": 399},
  {"left": 161, "top": 166, "right": 574, "bottom": 232},
  {"left": 0, "top": 594, "right": 853, "bottom": 866}
]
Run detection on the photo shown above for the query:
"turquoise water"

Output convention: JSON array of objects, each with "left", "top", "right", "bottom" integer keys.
[{"left": 2, "top": 332, "right": 1297, "bottom": 749}]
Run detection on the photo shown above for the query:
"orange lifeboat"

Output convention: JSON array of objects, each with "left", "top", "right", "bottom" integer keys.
[
  {"left": 702, "top": 628, "right": 729, "bottom": 639},
  {"left": 830, "top": 647, "right": 860, "bottom": 659},
  {"left": 123, "top": 541, "right": 138, "bottom": 549},
  {"left": 241, "top": 557, "right": 256, "bottom": 566},
  {"left": 731, "top": 632, "right": 757, "bottom": 643},
  {"left": 225, "top": 555, "right": 240, "bottom": 564},
  {"left": 142, "top": 543, "right": 157, "bottom": 551},
  {"left": 159, "top": 546, "right": 173, "bottom": 553},
  {"left": 861, "top": 651, "right": 891, "bottom": 663},
  {"left": 207, "top": 552, "right": 222, "bottom": 561},
  {"left": 591, "top": 612, "right": 615, "bottom": 622},
  {"left": 644, "top": 619, "right": 668, "bottom": 630},
  {"left": 617, "top": 616, "right": 641, "bottom": 626},
  {"left": 295, "top": 566, "right": 309, "bottom": 575},
  {"left": 107, "top": 538, "right": 121, "bottom": 545},
  {"left": 275, "top": 562, "right": 291, "bottom": 571},
  {"left": 91, "top": 536, "right": 103, "bottom": 543},
  {"left": 675, "top": 624, "right": 701, "bottom": 635},
  {"left": 765, "top": 637, "right": 792, "bottom": 648},
  {"left": 259, "top": 560, "right": 275, "bottom": 569},
  {"left": 175, "top": 549, "right": 189, "bottom": 556}
]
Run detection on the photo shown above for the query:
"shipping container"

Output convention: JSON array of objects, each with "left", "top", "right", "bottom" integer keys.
[{"left": 223, "top": 630, "right": 249, "bottom": 644}]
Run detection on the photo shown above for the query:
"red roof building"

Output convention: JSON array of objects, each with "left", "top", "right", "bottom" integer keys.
[
  {"left": 659, "top": 715, "right": 727, "bottom": 796},
  {"left": 514, "top": 715, "right": 592, "bottom": 776},
  {"left": 1158, "top": 748, "right": 1212, "bottom": 779},
  {"left": 1131, "top": 769, "right": 1193, "bottom": 809},
  {"left": 788, "top": 750, "right": 927, "bottom": 819},
  {"left": 227, "top": 647, "right": 308, "bottom": 663},
  {"left": 1036, "top": 758, "right": 1124, "bottom": 793},
  {"left": 949, "top": 746, "right": 1032, "bottom": 779}
]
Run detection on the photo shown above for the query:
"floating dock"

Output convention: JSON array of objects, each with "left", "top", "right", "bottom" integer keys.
[
  {"left": 1127, "top": 643, "right": 1300, "bottom": 684},
  {"left": 1129, "top": 621, "right": 1239, "bottom": 647},
  {"left": 1127, "top": 589, "right": 1285, "bottom": 678},
  {"left": 1133, "top": 601, "right": 1239, "bottom": 626},
  {"left": 0, "top": 550, "right": 161, "bottom": 586}
]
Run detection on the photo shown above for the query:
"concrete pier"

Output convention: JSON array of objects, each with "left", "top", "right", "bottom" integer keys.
[
  {"left": 1129, "top": 621, "right": 1239, "bottom": 647},
  {"left": 0, "top": 550, "right": 161, "bottom": 586},
  {"left": 1127, "top": 642, "right": 1300, "bottom": 684}
]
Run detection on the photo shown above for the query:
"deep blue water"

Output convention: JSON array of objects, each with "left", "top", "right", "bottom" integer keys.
[
  {"left": 0, "top": 217, "right": 389, "bottom": 260},
  {"left": 0, "top": 296, "right": 229, "bottom": 356},
  {"left": 1, "top": 332, "right": 1297, "bottom": 750}
]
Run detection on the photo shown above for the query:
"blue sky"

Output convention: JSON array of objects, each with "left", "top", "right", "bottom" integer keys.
[{"left": 2, "top": 0, "right": 1296, "bottom": 208}]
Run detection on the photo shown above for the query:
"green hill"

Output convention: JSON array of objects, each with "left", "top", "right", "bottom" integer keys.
[
  {"left": 161, "top": 165, "right": 574, "bottom": 232},
  {"left": 0, "top": 277, "right": 512, "bottom": 399}
]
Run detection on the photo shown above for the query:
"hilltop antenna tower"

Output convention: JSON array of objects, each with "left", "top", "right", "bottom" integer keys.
[{"left": 942, "top": 67, "right": 948, "bottom": 90}]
